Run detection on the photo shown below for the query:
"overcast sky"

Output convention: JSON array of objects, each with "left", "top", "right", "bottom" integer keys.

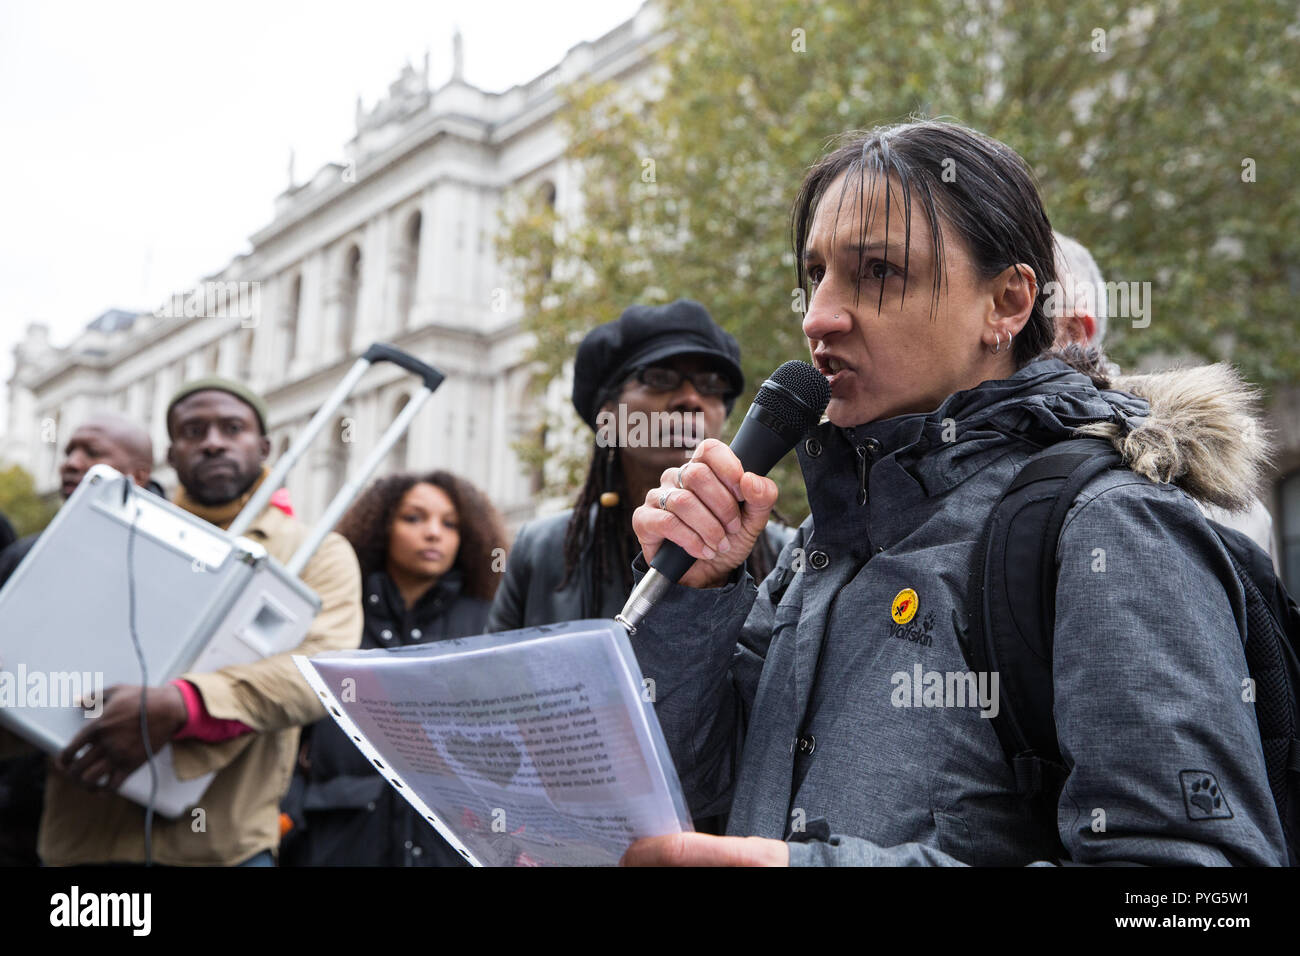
[{"left": 0, "top": 0, "right": 644, "bottom": 421}]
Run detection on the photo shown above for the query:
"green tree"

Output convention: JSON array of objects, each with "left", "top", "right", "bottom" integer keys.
[
  {"left": 0, "top": 464, "right": 58, "bottom": 537},
  {"left": 500, "top": 0, "right": 1300, "bottom": 520}
]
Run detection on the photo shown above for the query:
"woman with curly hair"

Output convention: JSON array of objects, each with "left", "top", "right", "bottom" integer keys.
[{"left": 281, "top": 470, "right": 507, "bottom": 867}]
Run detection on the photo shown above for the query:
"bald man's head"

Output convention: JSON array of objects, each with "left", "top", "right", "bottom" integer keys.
[
  {"left": 59, "top": 413, "right": 154, "bottom": 499},
  {"left": 1051, "top": 232, "right": 1107, "bottom": 349}
]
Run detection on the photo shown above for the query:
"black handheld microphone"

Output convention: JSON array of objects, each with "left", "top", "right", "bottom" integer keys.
[{"left": 615, "top": 360, "right": 831, "bottom": 634}]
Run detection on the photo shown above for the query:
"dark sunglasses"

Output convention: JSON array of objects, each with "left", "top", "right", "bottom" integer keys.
[{"left": 632, "top": 365, "right": 732, "bottom": 397}]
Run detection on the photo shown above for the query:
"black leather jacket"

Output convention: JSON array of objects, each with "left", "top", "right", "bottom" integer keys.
[
  {"left": 281, "top": 568, "right": 490, "bottom": 867},
  {"left": 487, "top": 507, "right": 795, "bottom": 631},
  {"left": 487, "top": 511, "right": 624, "bottom": 631}
]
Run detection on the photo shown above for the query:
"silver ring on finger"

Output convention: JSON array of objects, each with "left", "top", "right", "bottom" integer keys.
[
  {"left": 658, "top": 488, "right": 672, "bottom": 510},
  {"left": 675, "top": 465, "right": 687, "bottom": 490}
]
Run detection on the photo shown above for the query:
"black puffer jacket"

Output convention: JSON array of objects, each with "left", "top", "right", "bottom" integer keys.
[{"left": 281, "top": 568, "right": 490, "bottom": 867}]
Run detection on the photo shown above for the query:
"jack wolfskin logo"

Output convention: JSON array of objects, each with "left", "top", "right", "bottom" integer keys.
[
  {"left": 1179, "top": 770, "right": 1233, "bottom": 821},
  {"left": 891, "top": 588, "right": 919, "bottom": 624},
  {"left": 888, "top": 609, "right": 935, "bottom": 647}
]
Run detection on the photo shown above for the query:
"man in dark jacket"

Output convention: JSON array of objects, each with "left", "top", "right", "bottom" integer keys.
[
  {"left": 488, "top": 299, "right": 791, "bottom": 632},
  {"left": 0, "top": 413, "right": 154, "bottom": 589},
  {"left": 0, "top": 412, "right": 154, "bottom": 866}
]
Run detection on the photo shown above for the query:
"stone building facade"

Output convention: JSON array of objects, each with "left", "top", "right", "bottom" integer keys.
[
  {"left": 3, "top": 3, "right": 1298, "bottom": 598},
  {"left": 1, "top": 6, "right": 664, "bottom": 531}
]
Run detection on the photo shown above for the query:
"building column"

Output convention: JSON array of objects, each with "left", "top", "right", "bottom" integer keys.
[
  {"left": 415, "top": 184, "right": 446, "bottom": 321},
  {"left": 356, "top": 219, "right": 385, "bottom": 353},
  {"left": 297, "top": 249, "right": 330, "bottom": 376}
]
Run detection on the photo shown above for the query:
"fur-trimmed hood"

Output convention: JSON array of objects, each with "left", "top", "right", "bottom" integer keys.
[
  {"left": 1077, "top": 364, "right": 1270, "bottom": 513},
  {"left": 868, "top": 356, "right": 1270, "bottom": 515}
]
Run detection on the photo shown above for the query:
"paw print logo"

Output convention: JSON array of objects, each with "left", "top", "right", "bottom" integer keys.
[
  {"left": 1179, "top": 770, "right": 1233, "bottom": 821},
  {"left": 1189, "top": 778, "right": 1220, "bottom": 813}
]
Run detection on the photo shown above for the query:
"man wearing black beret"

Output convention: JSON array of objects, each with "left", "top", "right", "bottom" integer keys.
[{"left": 489, "top": 299, "right": 790, "bottom": 634}]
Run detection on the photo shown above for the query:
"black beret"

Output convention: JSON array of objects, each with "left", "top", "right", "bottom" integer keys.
[{"left": 571, "top": 300, "right": 744, "bottom": 430}]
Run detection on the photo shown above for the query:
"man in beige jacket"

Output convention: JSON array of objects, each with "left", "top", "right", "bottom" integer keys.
[{"left": 41, "top": 378, "right": 362, "bottom": 865}]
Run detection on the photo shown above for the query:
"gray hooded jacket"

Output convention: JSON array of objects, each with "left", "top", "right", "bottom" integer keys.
[{"left": 628, "top": 356, "right": 1287, "bottom": 866}]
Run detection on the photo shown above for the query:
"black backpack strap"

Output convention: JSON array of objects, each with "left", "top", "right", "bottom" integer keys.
[
  {"left": 957, "top": 437, "right": 1123, "bottom": 807},
  {"left": 1208, "top": 523, "right": 1300, "bottom": 864}
]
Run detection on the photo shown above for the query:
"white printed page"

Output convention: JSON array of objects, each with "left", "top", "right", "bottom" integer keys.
[{"left": 295, "top": 620, "right": 691, "bottom": 866}]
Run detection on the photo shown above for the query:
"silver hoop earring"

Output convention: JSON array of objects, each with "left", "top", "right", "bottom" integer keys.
[{"left": 990, "top": 331, "right": 1004, "bottom": 354}]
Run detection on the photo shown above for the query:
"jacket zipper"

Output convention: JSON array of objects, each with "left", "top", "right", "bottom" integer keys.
[{"left": 855, "top": 444, "right": 870, "bottom": 506}]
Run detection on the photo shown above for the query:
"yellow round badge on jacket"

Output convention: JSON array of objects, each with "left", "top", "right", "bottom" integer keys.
[{"left": 891, "top": 588, "right": 919, "bottom": 624}]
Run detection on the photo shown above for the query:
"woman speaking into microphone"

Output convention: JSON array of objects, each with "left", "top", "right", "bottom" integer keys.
[{"left": 620, "top": 119, "right": 1286, "bottom": 867}]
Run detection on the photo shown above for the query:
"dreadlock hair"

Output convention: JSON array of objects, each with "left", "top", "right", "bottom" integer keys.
[
  {"left": 560, "top": 440, "right": 634, "bottom": 595},
  {"left": 558, "top": 437, "right": 782, "bottom": 598}
]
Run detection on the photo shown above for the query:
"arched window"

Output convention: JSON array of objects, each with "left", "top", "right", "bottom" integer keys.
[
  {"left": 1280, "top": 471, "right": 1300, "bottom": 597},
  {"left": 283, "top": 273, "right": 301, "bottom": 365},
  {"left": 397, "top": 211, "right": 421, "bottom": 329},
  {"left": 339, "top": 244, "right": 362, "bottom": 356}
]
